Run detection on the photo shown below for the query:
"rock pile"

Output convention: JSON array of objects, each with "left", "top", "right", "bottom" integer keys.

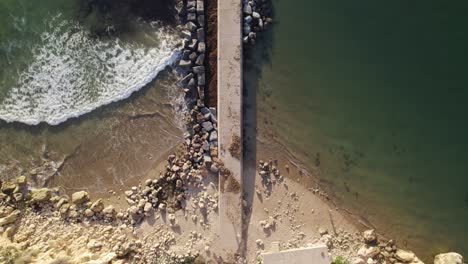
[
  {"left": 352, "top": 229, "right": 425, "bottom": 264},
  {"left": 242, "top": 0, "right": 273, "bottom": 46},
  {"left": 176, "top": 0, "right": 208, "bottom": 109},
  {"left": 257, "top": 159, "right": 283, "bottom": 196}
]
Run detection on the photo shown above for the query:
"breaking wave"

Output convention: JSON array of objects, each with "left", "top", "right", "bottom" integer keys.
[{"left": 0, "top": 15, "right": 179, "bottom": 125}]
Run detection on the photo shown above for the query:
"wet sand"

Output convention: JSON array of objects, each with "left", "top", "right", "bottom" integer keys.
[{"left": 0, "top": 70, "right": 185, "bottom": 203}]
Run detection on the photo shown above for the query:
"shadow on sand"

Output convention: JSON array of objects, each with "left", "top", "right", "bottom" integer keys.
[{"left": 240, "top": 15, "right": 275, "bottom": 256}]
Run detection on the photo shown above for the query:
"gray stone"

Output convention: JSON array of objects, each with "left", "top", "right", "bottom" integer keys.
[
  {"left": 243, "top": 3, "right": 252, "bottom": 15},
  {"left": 258, "top": 18, "right": 264, "bottom": 30},
  {"left": 197, "top": 42, "right": 206, "bottom": 53},
  {"left": 189, "top": 52, "right": 198, "bottom": 61},
  {"left": 196, "top": 1, "right": 204, "bottom": 15},
  {"left": 210, "top": 164, "right": 219, "bottom": 173},
  {"left": 200, "top": 107, "right": 210, "bottom": 115},
  {"left": 243, "top": 25, "right": 251, "bottom": 35},
  {"left": 202, "top": 121, "right": 214, "bottom": 132},
  {"left": 248, "top": 32, "right": 256, "bottom": 39},
  {"left": 204, "top": 154, "right": 212, "bottom": 164},
  {"left": 209, "top": 107, "right": 217, "bottom": 116},
  {"left": 209, "top": 131, "right": 218, "bottom": 141},
  {"left": 179, "top": 59, "right": 192, "bottom": 68},
  {"left": 188, "top": 78, "right": 197, "bottom": 89},
  {"left": 202, "top": 141, "right": 210, "bottom": 151},
  {"left": 182, "top": 50, "right": 190, "bottom": 60},
  {"left": 181, "top": 30, "right": 192, "bottom": 40},
  {"left": 252, "top": 11, "right": 261, "bottom": 19},
  {"left": 187, "top": 0, "right": 196, "bottom": 8},
  {"left": 244, "top": 15, "right": 253, "bottom": 24},
  {"left": 435, "top": 253, "right": 464, "bottom": 264},
  {"left": 197, "top": 28, "right": 205, "bottom": 41},
  {"left": 197, "top": 73, "right": 205, "bottom": 86},
  {"left": 193, "top": 66, "right": 205, "bottom": 74},
  {"left": 188, "top": 39, "right": 198, "bottom": 50},
  {"left": 243, "top": 36, "right": 249, "bottom": 44},
  {"left": 195, "top": 54, "right": 205, "bottom": 65},
  {"left": 182, "top": 38, "right": 189, "bottom": 48},
  {"left": 197, "top": 15, "right": 205, "bottom": 27},
  {"left": 197, "top": 86, "right": 205, "bottom": 100},
  {"left": 187, "top": 12, "right": 196, "bottom": 21},
  {"left": 180, "top": 73, "right": 194, "bottom": 85},
  {"left": 186, "top": 22, "right": 197, "bottom": 32},
  {"left": 187, "top": 6, "right": 196, "bottom": 13}
]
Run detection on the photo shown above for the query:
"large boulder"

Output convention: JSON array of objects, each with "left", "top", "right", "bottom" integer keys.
[
  {"left": 71, "top": 191, "right": 90, "bottom": 205},
  {"left": 434, "top": 253, "right": 464, "bottom": 264}
]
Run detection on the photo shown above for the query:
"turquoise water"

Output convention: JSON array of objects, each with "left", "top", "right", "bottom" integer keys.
[{"left": 252, "top": 0, "right": 468, "bottom": 259}]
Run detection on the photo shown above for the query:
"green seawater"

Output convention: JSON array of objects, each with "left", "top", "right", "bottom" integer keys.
[{"left": 252, "top": 0, "right": 468, "bottom": 259}]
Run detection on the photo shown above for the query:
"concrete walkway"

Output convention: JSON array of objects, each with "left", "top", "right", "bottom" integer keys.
[
  {"left": 217, "top": 0, "right": 243, "bottom": 261},
  {"left": 261, "top": 245, "right": 331, "bottom": 264}
]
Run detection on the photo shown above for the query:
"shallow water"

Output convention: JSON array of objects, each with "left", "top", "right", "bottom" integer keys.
[{"left": 251, "top": 0, "right": 468, "bottom": 260}]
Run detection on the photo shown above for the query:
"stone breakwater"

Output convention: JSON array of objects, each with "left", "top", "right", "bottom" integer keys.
[
  {"left": 174, "top": 0, "right": 220, "bottom": 174},
  {"left": 242, "top": 0, "right": 273, "bottom": 46},
  {"left": 176, "top": 0, "right": 210, "bottom": 109}
]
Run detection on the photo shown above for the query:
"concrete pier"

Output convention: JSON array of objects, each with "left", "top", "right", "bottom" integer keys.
[
  {"left": 217, "top": 0, "right": 243, "bottom": 260},
  {"left": 261, "top": 245, "right": 331, "bottom": 264}
]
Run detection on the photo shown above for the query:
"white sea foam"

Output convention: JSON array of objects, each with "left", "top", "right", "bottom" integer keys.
[{"left": 0, "top": 16, "right": 179, "bottom": 125}]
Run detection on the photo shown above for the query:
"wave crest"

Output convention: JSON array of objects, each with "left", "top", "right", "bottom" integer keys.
[{"left": 0, "top": 16, "right": 178, "bottom": 125}]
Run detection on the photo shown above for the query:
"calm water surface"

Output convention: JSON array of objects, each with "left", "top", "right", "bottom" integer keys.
[{"left": 253, "top": 0, "right": 468, "bottom": 259}]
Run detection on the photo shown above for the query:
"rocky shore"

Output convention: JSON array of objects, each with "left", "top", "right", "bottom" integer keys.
[{"left": 242, "top": 0, "right": 273, "bottom": 46}]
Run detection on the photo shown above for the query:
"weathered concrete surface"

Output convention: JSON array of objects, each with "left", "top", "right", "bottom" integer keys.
[
  {"left": 261, "top": 245, "right": 331, "bottom": 264},
  {"left": 217, "top": 0, "right": 243, "bottom": 260}
]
